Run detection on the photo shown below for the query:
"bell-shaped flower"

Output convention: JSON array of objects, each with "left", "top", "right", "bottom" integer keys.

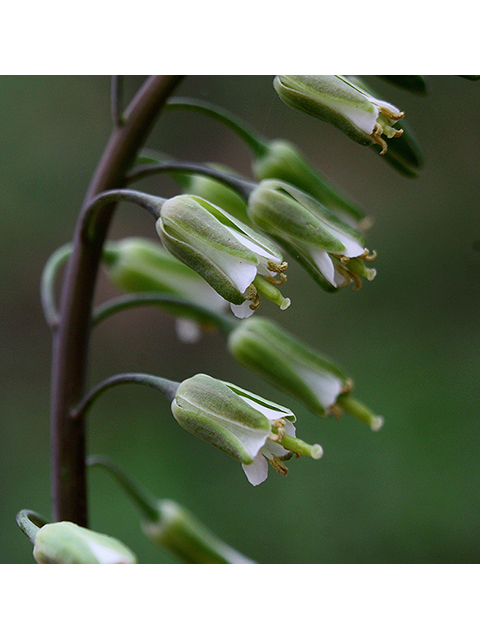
[
  {"left": 227, "top": 316, "right": 383, "bottom": 429},
  {"left": 274, "top": 75, "right": 404, "bottom": 154},
  {"left": 171, "top": 373, "right": 323, "bottom": 486},
  {"left": 156, "top": 194, "right": 291, "bottom": 318},
  {"left": 32, "top": 521, "right": 137, "bottom": 564},
  {"left": 248, "top": 179, "right": 377, "bottom": 292}
]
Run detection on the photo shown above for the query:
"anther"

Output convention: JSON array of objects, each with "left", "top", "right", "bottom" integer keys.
[{"left": 269, "top": 456, "right": 289, "bottom": 476}]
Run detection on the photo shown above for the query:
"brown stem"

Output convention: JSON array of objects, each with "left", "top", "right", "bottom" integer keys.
[{"left": 50, "top": 75, "right": 184, "bottom": 525}]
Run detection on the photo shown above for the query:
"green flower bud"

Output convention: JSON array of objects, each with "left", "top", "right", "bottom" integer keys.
[
  {"left": 248, "top": 179, "right": 376, "bottom": 292},
  {"left": 171, "top": 373, "right": 323, "bottom": 486},
  {"left": 227, "top": 316, "right": 383, "bottom": 429},
  {"left": 32, "top": 521, "right": 137, "bottom": 564},
  {"left": 252, "top": 139, "right": 366, "bottom": 225},
  {"left": 274, "top": 75, "right": 404, "bottom": 154},
  {"left": 156, "top": 194, "right": 290, "bottom": 317},
  {"left": 228, "top": 316, "right": 347, "bottom": 416},
  {"left": 142, "top": 499, "right": 255, "bottom": 564}
]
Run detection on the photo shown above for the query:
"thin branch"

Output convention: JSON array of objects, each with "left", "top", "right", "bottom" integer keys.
[
  {"left": 126, "top": 160, "right": 256, "bottom": 200},
  {"left": 71, "top": 373, "right": 180, "bottom": 421}
]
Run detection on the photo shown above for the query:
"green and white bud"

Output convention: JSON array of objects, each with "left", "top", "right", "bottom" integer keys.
[
  {"left": 227, "top": 316, "right": 383, "bottom": 429},
  {"left": 171, "top": 373, "right": 323, "bottom": 486},
  {"left": 274, "top": 75, "right": 404, "bottom": 154},
  {"left": 252, "top": 139, "right": 366, "bottom": 226},
  {"left": 156, "top": 194, "right": 290, "bottom": 317},
  {"left": 248, "top": 179, "right": 377, "bottom": 292},
  {"left": 142, "top": 499, "right": 255, "bottom": 564},
  {"left": 228, "top": 316, "right": 348, "bottom": 416},
  {"left": 32, "top": 521, "right": 137, "bottom": 564}
]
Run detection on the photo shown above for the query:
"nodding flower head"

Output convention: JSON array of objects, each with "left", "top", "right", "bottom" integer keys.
[
  {"left": 156, "top": 195, "right": 291, "bottom": 318},
  {"left": 171, "top": 374, "right": 323, "bottom": 486},
  {"left": 248, "top": 179, "right": 377, "bottom": 292},
  {"left": 32, "top": 522, "right": 137, "bottom": 564},
  {"left": 274, "top": 75, "right": 404, "bottom": 154}
]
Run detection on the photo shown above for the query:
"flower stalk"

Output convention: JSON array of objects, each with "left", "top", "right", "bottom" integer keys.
[{"left": 50, "top": 75, "right": 183, "bottom": 526}]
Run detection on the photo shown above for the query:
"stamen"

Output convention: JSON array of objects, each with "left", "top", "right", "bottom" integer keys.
[
  {"left": 335, "top": 264, "right": 353, "bottom": 288},
  {"left": 379, "top": 106, "right": 404, "bottom": 122},
  {"left": 330, "top": 404, "right": 342, "bottom": 420},
  {"left": 350, "top": 271, "right": 362, "bottom": 290},
  {"left": 245, "top": 284, "right": 261, "bottom": 311},
  {"left": 269, "top": 419, "right": 286, "bottom": 442},
  {"left": 269, "top": 456, "right": 289, "bottom": 476},
  {"left": 360, "top": 248, "right": 377, "bottom": 262},
  {"left": 264, "top": 273, "right": 287, "bottom": 286},
  {"left": 267, "top": 260, "right": 288, "bottom": 274},
  {"left": 342, "top": 378, "right": 354, "bottom": 393},
  {"left": 371, "top": 123, "right": 388, "bottom": 155}
]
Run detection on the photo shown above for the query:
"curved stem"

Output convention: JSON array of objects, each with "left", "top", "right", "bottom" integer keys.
[
  {"left": 16, "top": 510, "right": 49, "bottom": 542},
  {"left": 165, "top": 97, "right": 269, "bottom": 157},
  {"left": 50, "top": 75, "right": 184, "bottom": 526},
  {"left": 127, "top": 160, "right": 256, "bottom": 200},
  {"left": 87, "top": 455, "right": 159, "bottom": 522},
  {"left": 93, "top": 292, "right": 238, "bottom": 336},
  {"left": 71, "top": 373, "right": 180, "bottom": 421},
  {"left": 41, "top": 244, "right": 72, "bottom": 330},
  {"left": 80, "top": 188, "right": 165, "bottom": 242}
]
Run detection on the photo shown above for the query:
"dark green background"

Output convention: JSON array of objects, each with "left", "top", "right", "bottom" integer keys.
[{"left": 2, "top": 76, "right": 479, "bottom": 563}]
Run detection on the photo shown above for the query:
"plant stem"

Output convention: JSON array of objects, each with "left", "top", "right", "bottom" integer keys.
[
  {"left": 71, "top": 373, "right": 180, "bottom": 421},
  {"left": 50, "top": 75, "right": 184, "bottom": 526},
  {"left": 126, "top": 159, "right": 256, "bottom": 200}
]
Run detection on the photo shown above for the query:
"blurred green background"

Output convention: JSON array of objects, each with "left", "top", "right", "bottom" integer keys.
[{"left": 2, "top": 75, "right": 479, "bottom": 563}]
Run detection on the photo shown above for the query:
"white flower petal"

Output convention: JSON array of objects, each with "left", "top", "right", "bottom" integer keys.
[
  {"left": 242, "top": 454, "right": 269, "bottom": 486},
  {"left": 311, "top": 249, "right": 336, "bottom": 286},
  {"left": 296, "top": 366, "right": 343, "bottom": 408},
  {"left": 241, "top": 396, "right": 289, "bottom": 422},
  {"left": 262, "top": 440, "right": 290, "bottom": 459},
  {"left": 84, "top": 538, "right": 129, "bottom": 564},
  {"left": 229, "top": 228, "right": 280, "bottom": 264},
  {"left": 230, "top": 300, "right": 255, "bottom": 318},
  {"left": 212, "top": 255, "right": 258, "bottom": 294}
]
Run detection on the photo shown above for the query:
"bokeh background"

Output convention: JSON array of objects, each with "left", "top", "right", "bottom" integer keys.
[{"left": 2, "top": 75, "right": 479, "bottom": 563}]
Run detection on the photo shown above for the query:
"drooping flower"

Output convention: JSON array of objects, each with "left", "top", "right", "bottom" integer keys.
[
  {"left": 248, "top": 179, "right": 377, "bottom": 292},
  {"left": 156, "top": 194, "right": 290, "bottom": 318},
  {"left": 171, "top": 373, "right": 323, "bottom": 486},
  {"left": 227, "top": 316, "right": 384, "bottom": 429},
  {"left": 32, "top": 521, "right": 137, "bottom": 564},
  {"left": 274, "top": 75, "right": 404, "bottom": 154}
]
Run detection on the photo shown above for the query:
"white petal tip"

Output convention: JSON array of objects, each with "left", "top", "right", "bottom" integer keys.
[
  {"left": 370, "top": 416, "right": 384, "bottom": 431},
  {"left": 280, "top": 297, "right": 291, "bottom": 310},
  {"left": 311, "top": 444, "right": 324, "bottom": 459},
  {"left": 367, "top": 268, "right": 377, "bottom": 281}
]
